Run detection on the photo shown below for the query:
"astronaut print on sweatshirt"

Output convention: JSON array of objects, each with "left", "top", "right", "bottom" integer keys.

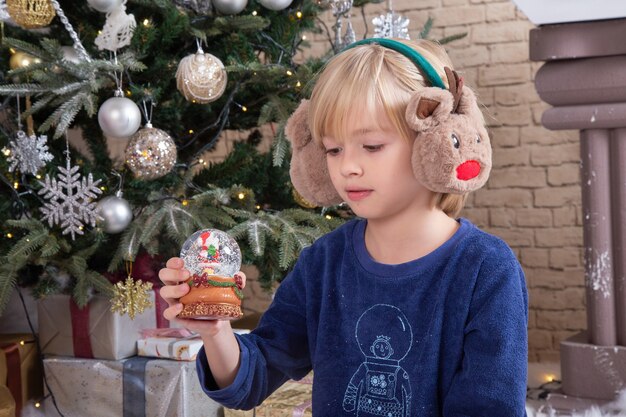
[{"left": 343, "top": 304, "right": 413, "bottom": 417}]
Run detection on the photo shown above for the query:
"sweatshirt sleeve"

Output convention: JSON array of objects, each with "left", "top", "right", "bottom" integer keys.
[
  {"left": 442, "top": 253, "right": 528, "bottom": 417},
  {"left": 195, "top": 248, "right": 312, "bottom": 410}
]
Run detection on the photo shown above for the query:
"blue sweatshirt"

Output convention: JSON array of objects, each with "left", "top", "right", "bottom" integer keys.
[{"left": 197, "top": 218, "right": 529, "bottom": 416}]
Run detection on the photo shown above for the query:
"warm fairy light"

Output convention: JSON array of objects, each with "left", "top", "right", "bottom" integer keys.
[
  {"left": 2, "top": 148, "right": 10, "bottom": 156},
  {"left": 143, "top": 18, "right": 150, "bottom": 26},
  {"left": 192, "top": 99, "right": 197, "bottom": 103},
  {"left": 9, "top": 48, "right": 16, "bottom": 54},
  {"left": 296, "top": 11, "right": 303, "bottom": 18},
  {"left": 188, "top": 129, "right": 194, "bottom": 134},
  {"left": 544, "top": 374, "right": 556, "bottom": 382},
  {"left": 252, "top": 10, "right": 258, "bottom": 16},
  {"left": 20, "top": 340, "right": 25, "bottom": 345},
  {"left": 35, "top": 402, "right": 41, "bottom": 408},
  {"left": 242, "top": 105, "right": 248, "bottom": 112},
  {"left": 13, "top": 182, "right": 18, "bottom": 189},
  {"left": 296, "top": 81, "right": 301, "bottom": 87},
  {"left": 100, "top": 186, "right": 106, "bottom": 191},
  {"left": 286, "top": 70, "right": 293, "bottom": 76},
  {"left": 36, "top": 174, "right": 42, "bottom": 179},
  {"left": 302, "top": 35, "right": 307, "bottom": 40},
  {"left": 199, "top": 158, "right": 204, "bottom": 164},
  {"left": 98, "top": 30, "right": 102, "bottom": 35},
  {"left": 238, "top": 192, "right": 245, "bottom": 200},
  {"left": 325, "top": 215, "right": 332, "bottom": 220},
  {"left": 256, "top": 205, "right": 261, "bottom": 209},
  {"left": 79, "top": 226, "right": 84, "bottom": 230},
  {"left": 182, "top": 200, "right": 189, "bottom": 206},
  {"left": 6, "top": 233, "right": 13, "bottom": 238},
  {"left": 126, "top": 90, "right": 132, "bottom": 96}
]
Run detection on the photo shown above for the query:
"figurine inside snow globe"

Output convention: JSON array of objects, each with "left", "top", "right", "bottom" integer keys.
[{"left": 178, "top": 228, "right": 243, "bottom": 320}]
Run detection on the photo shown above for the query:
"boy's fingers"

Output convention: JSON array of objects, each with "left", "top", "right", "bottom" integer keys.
[
  {"left": 166, "top": 257, "right": 184, "bottom": 269},
  {"left": 159, "top": 268, "right": 190, "bottom": 285},
  {"left": 163, "top": 303, "right": 183, "bottom": 321},
  {"left": 159, "top": 284, "right": 190, "bottom": 305},
  {"left": 235, "top": 271, "right": 246, "bottom": 289}
]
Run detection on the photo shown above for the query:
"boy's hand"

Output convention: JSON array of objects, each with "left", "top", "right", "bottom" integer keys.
[{"left": 158, "top": 257, "right": 246, "bottom": 336}]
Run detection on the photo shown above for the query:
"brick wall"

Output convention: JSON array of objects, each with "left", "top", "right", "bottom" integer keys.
[{"left": 205, "top": 0, "right": 586, "bottom": 361}]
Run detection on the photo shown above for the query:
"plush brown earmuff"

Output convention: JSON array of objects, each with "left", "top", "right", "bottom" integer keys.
[{"left": 284, "top": 47, "right": 492, "bottom": 206}]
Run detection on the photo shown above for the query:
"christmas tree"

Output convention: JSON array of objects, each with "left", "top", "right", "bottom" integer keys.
[{"left": 0, "top": 0, "right": 462, "bottom": 312}]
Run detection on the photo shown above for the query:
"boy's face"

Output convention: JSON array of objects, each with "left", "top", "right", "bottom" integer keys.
[{"left": 321, "top": 112, "right": 432, "bottom": 221}]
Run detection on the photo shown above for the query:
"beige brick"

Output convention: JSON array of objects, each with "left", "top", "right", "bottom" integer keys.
[
  {"left": 553, "top": 205, "right": 579, "bottom": 227},
  {"left": 472, "top": 21, "right": 532, "bottom": 44},
  {"left": 489, "top": 227, "right": 534, "bottom": 246},
  {"left": 430, "top": 6, "right": 486, "bottom": 27},
  {"left": 443, "top": 0, "right": 469, "bottom": 5},
  {"left": 488, "top": 166, "right": 546, "bottom": 188},
  {"left": 474, "top": 188, "right": 533, "bottom": 207},
  {"left": 536, "top": 350, "right": 561, "bottom": 363},
  {"left": 520, "top": 248, "right": 549, "bottom": 268},
  {"left": 530, "top": 143, "right": 580, "bottom": 166},
  {"left": 528, "top": 309, "right": 536, "bottom": 328},
  {"left": 516, "top": 208, "right": 552, "bottom": 227},
  {"left": 486, "top": 2, "right": 517, "bottom": 21},
  {"left": 528, "top": 267, "right": 584, "bottom": 289},
  {"left": 492, "top": 147, "right": 530, "bottom": 167},
  {"left": 535, "top": 309, "right": 587, "bottom": 330},
  {"left": 531, "top": 102, "right": 550, "bottom": 124},
  {"left": 528, "top": 329, "right": 553, "bottom": 350},
  {"left": 535, "top": 226, "right": 583, "bottom": 247},
  {"left": 471, "top": 0, "right": 508, "bottom": 4},
  {"left": 479, "top": 63, "right": 531, "bottom": 86},
  {"left": 547, "top": 163, "right": 580, "bottom": 186},
  {"left": 490, "top": 207, "right": 516, "bottom": 227},
  {"left": 534, "top": 186, "right": 580, "bottom": 208},
  {"left": 475, "top": 86, "right": 494, "bottom": 107},
  {"left": 489, "top": 42, "right": 529, "bottom": 64},
  {"left": 448, "top": 45, "right": 490, "bottom": 68},
  {"left": 490, "top": 104, "right": 533, "bottom": 126},
  {"left": 488, "top": 126, "right": 519, "bottom": 148},
  {"left": 521, "top": 126, "right": 578, "bottom": 146},
  {"left": 462, "top": 208, "right": 489, "bottom": 227},
  {"left": 494, "top": 83, "right": 540, "bottom": 106},
  {"left": 530, "top": 287, "right": 585, "bottom": 310},
  {"left": 397, "top": 0, "right": 441, "bottom": 10},
  {"left": 552, "top": 330, "right": 581, "bottom": 350},
  {"left": 550, "top": 248, "right": 581, "bottom": 269}
]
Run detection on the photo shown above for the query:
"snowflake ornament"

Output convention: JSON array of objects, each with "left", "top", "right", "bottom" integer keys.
[
  {"left": 110, "top": 276, "right": 153, "bottom": 320},
  {"left": 372, "top": 11, "right": 410, "bottom": 40},
  {"left": 3, "top": 130, "right": 54, "bottom": 175},
  {"left": 38, "top": 157, "right": 103, "bottom": 240}
]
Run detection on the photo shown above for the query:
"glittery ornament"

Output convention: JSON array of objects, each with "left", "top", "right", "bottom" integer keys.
[
  {"left": 60, "top": 46, "right": 81, "bottom": 63},
  {"left": 98, "top": 92, "right": 142, "bottom": 138},
  {"left": 176, "top": 48, "right": 227, "bottom": 104},
  {"left": 38, "top": 155, "right": 103, "bottom": 240},
  {"left": 180, "top": 229, "right": 241, "bottom": 278},
  {"left": 9, "top": 51, "right": 41, "bottom": 69},
  {"left": 173, "top": 0, "right": 211, "bottom": 14},
  {"left": 95, "top": 190, "right": 133, "bottom": 233},
  {"left": 124, "top": 123, "right": 177, "bottom": 180},
  {"left": 372, "top": 11, "right": 410, "bottom": 39},
  {"left": 110, "top": 275, "right": 153, "bottom": 319},
  {"left": 87, "top": 0, "right": 122, "bottom": 13},
  {"left": 258, "top": 0, "right": 292, "bottom": 11},
  {"left": 211, "top": 0, "right": 246, "bottom": 15},
  {"left": 3, "top": 130, "right": 53, "bottom": 175},
  {"left": 292, "top": 188, "right": 317, "bottom": 209},
  {"left": 6, "top": 0, "right": 55, "bottom": 29}
]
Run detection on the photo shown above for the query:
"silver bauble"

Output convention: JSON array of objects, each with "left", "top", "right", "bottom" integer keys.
[
  {"left": 98, "top": 96, "right": 142, "bottom": 138},
  {"left": 61, "top": 46, "right": 81, "bottom": 64},
  {"left": 212, "top": 0, "right": 247, "bottom": 14},
  {"left": 258, "top": 0, "right": 293, "bottom": 11},
  {"left": 125, "top": 124, "right": 177, "bottom": 180},
  {"left": 176, "top": 51, "right": 227, "bottom": 104},
  {"left": 96, "top": 191, "right": 133, "bottom": 233},
  {"left": 87, "top": 0, "right": 123, "bottom": 13}
]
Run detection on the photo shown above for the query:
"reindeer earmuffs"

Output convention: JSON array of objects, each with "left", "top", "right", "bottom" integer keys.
[{"left": 284, "top": 38, "right": 492, "bottom": 207}]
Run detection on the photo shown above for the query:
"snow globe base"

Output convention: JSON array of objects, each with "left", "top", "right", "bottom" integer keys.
[{"left": 177, "top": 301, "right": 243, "bottom": 320}]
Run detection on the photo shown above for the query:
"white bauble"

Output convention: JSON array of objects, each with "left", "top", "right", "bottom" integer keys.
[
  {"left": 96, "top": 192, "right": 133, "bottom": 233},
  {"left": 98, "top": 96, "right": 142, "bottom": 138},
  {"left": 258, "top": 0, "right": 293, "bottom": 11},
  {"left": 212, "top": 0, "right": 247, "bottom": 14},
  {"left": 61, "top": 46, "right": 81, "bottom": 64},
  {"left": 87, "top": 0, "right": 123, "bottom": 13}
]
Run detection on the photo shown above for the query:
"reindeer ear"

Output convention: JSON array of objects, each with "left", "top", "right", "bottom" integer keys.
[
  {"left": 455, "top": 85, "right": 484, "bottom": 124},
  {"left": 405, "top": 87, "right": 454, "bottom": 132},
  {"left": 284, "top": 100, "right": 342, "bottom": 207}
]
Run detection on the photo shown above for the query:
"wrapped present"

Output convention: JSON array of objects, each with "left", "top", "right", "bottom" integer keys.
[
  {"left": 137, "top": 336, "right": 203, "bottom": 361},
  {"left": 0, "top": 386, "right": 16, "bottom": 417},
  {"left": 43, "top": 356, "right": 222, "bottom": 417},
  {"left": 0, "top": 287, "right": 38, "bottom": 334},
  {"left": 38, "top": 292, "right": 167, "bottom": 360},
  {"left": 224, "top": 375, "right": 313, "bottom": 417},
  {"left": 0, "top": 334, "right": 43, "bottom": 417}
]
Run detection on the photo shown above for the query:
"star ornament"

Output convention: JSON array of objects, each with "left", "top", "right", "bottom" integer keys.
[{"left": 38, "top": 158, "right": 103, "bottom": 240}]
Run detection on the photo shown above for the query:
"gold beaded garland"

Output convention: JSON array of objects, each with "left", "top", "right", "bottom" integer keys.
[
  {"left": 6, "top": 0, "right": 56, "bottom": 29},
  {"left": 176, "top": 50, "right": 227, "bottom": 104}
]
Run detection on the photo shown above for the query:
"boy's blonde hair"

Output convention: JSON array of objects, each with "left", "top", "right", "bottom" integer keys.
[{"left": 308, "top": 39, "right": 466, "bottom": 218}]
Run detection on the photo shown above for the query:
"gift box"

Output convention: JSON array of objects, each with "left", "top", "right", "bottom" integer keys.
[
  {"left": 0, "top": 334, "right": 43, "bottom": 417},
  {"left": 0, "top": 386, "right": 15, "bottom": 417},
  {"left": 0, "top": 287, "right": 38, "bottom": 334},
  {"left": 137, "top": 336, "right": 203, "bottom": 361},
  {"left": 224, "top": 375, "right": 313, "bottom": 417},
  {"left": 38, "top": 292, "right": 167, "bottom": 360},
  {"left": 43, "top": 356, "right": 223, "bottom": 417}
]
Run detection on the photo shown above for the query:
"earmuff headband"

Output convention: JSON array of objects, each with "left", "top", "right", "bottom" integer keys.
[{"left": 344, "top": 38, "right": 447, "bottom": 90}]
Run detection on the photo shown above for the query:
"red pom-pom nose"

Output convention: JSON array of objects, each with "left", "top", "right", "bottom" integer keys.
[{"left": 456, "top": 160, "right": 480, "bottom": 180}]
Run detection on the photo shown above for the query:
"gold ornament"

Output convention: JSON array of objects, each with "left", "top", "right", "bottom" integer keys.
[
  {"left": 110, "top": 263, "right": 154, "bottom": 319},
  {"left": 6, "top": 0, "right": 56, "bottom": 29},
  {"left": 9, "top": 51, "right": 41, "bottom": 70},
  {"left": 125, "top": 123, "right": 177, "bottom": 180},
  {"left": 176, "top": 48, "right": 227, "bottom": 104},
  {"left": 292, "top": 187, "right": 317, "bottom": 209}
]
